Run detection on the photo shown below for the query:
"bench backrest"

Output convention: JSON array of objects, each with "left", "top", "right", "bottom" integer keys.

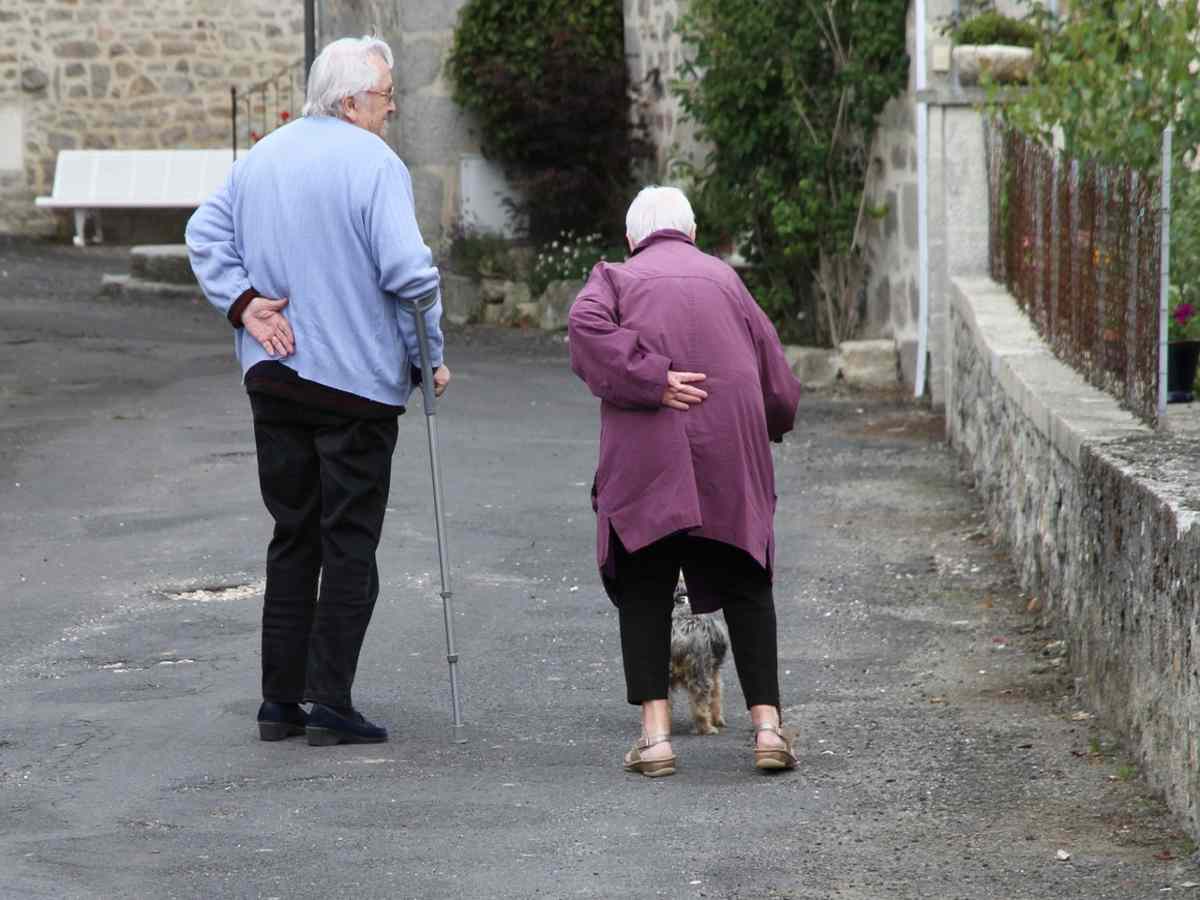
[{"left": 47, "top": 149, "right": 234, "bottom": 207}]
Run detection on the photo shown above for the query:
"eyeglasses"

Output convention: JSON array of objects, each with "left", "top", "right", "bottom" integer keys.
[{"left": 364, "top": 88, "right": 395, "bottom": 103}]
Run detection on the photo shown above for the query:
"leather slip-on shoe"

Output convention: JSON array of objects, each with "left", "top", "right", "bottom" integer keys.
[
  {"left": 306, "top": 704, "right": 388, "bottom": 746},
  {"left": 257, "top": 701, "right": 308, "bottom": 741}
]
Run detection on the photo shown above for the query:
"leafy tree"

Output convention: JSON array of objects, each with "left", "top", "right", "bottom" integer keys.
[
  {"left": 447, "top": 0, "right": 648, "bottom": 242},
  {"left": 675, "top": 0, "right": 909, "bottom": 346},
  {"left": 997, "top": 0, "right": 1200, "bottom": 171}
]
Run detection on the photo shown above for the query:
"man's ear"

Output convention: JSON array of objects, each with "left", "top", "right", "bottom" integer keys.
[
  {"left": 689, "top": 226, "right": 696, "bottom": 241},
  {"left": 626, "top": 234, "right": 635, "bottom": 253}
]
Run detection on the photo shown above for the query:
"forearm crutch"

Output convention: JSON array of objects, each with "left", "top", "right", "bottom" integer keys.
[{"left": 404, "top": 290, "right": 466, "bottom": 744}]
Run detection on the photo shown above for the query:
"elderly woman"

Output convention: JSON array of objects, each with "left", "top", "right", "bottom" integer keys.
[{"left": 568, "top": 186, "right": 802, "bottom": 776}]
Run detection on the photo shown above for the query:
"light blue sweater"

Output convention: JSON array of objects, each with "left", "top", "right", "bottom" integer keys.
[{"left": 186, "top": 115, "right": 443, "bottom": 407}]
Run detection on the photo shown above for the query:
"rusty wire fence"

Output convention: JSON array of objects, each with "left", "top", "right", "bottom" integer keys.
[{"left": 986, "top": 125, "right": 1163, "bottom": 424}]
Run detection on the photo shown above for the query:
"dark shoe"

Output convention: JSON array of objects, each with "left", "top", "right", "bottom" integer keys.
[
  {"left": 305, "top": 704, "right": 388, "bottom": 746},
  {"left": 257, "top": 701, "right": 308, "bottom": 741}
]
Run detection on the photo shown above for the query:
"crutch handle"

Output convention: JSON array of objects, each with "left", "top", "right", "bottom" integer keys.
[{"left": 400, "top": 290, "right": 440, "bottom": 416}]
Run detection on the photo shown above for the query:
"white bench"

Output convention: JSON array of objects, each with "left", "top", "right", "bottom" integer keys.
[{"left": 36, "top": 149, "right": 234, "bottom": 247}]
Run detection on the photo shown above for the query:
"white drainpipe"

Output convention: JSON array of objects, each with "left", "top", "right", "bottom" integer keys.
[{"left": 914, "top": 0, "right": 930, "bottom": 398}]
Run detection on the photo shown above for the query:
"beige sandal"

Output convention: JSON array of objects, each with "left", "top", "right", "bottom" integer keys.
[
  {"left": 754, "top": 722, "right": 797, "bottom": 771},
  {"left": 624, "top": 733, "right": 677, "bottom": 777}
]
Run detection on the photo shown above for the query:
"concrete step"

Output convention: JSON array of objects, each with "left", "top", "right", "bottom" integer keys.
[
  {"left": 785, "top": 339, "right": 901, "bottom": 390},
  {"left": 100, "top": 273, "right": 206, "bottom": 303},
  {"left": 129, "top": 244, "right": 196, "bottom": 286}
]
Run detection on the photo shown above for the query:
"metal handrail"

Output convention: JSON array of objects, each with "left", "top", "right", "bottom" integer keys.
[{"left": 231, "top": 60, "right": 305, "bottom": 160}]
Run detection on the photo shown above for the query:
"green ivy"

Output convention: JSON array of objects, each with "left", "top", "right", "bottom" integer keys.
[
  {"left": 447, "top": 0, "right": 647, "bottom": 242},
  {"left": 675, "top": 0, "right": 909, "bottom": 346}
]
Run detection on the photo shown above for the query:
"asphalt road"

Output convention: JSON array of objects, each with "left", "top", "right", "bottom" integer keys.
[{"left": 0, "top": 238, "right": 1196, "bottom": 899}]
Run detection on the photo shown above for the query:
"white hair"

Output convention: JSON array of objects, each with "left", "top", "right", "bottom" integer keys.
[
  {"left": 302, "top": 36, "right": 394, "bottom": 118},
  {"left": 625, "top": 186, "right": 696, "bottom": 247}
]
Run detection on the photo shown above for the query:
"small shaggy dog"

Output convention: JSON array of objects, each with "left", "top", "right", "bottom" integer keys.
[{"left": 670, "top": 578, "right": 730, "bottom": 734}]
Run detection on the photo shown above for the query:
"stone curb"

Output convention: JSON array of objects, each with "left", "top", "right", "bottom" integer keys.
[
  {"left": 100, "top": 273, "right": 206, "bottom": 303},
  {"left": 129, "top": 244, "right": 196, "bottom": 286}
]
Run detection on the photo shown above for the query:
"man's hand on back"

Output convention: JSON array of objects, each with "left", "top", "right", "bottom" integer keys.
[{"left": 243, "top": 296, "right": 294, "bottom": 358}]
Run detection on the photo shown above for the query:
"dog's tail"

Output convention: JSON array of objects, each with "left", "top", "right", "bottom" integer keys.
[{"left": 711, "top": 619, "right": 729, "bottom": 667}]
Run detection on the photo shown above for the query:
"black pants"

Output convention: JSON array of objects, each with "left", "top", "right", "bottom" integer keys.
[
  {"left": 250, "top": 393, "right": 398, "bottom": 709},
  {"left": 603, "top": 532, "right": 781, "bottom": 710}
]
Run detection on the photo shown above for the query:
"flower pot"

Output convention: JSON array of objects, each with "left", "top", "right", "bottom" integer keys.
[
  {"left": 1168, "top": 340, "right": 1200, "bottom": 403},
  {"left": 952, "top": 44, "right": 1035, "bottom": 87}
]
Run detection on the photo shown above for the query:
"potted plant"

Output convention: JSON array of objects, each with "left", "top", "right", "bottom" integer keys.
[
  {"left": 1167, "top": 286, "right": 1200, "bottom": 403},
  {"left": 945, "top": 3, "right": 1040, "bottom": 87}
]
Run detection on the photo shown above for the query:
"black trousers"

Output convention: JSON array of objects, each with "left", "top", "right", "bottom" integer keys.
[
  {"left": 250, "top": 392, "right": 398, "bottom": 709},
  {"left": 602, "top": 532, "right": 781, "bottom": 710}
]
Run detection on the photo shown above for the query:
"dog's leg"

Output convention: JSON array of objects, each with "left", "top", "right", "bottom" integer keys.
[
  {"left": 689, "top": 683, "right": 718, "bottom": 735},
  {"left": 711, "top": 673, "right": 726, "bottom": 728}
]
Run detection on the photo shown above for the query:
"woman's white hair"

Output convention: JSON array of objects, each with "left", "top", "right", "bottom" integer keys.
[
  {"left": 302, "top": 36, "right": 394, "bottom": 118},
  {"left": 625, "top": 186, "right": 696, "bottom": 247}
]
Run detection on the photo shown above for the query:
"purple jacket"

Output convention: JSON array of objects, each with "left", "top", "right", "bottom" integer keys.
[{"left": 568, "top": 229, "right": 802, "bottom": 588}]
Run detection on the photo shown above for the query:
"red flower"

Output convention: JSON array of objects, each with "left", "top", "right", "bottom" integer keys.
[
  {"left": 280, "top": 111, "right": 290, "bottom": 122},
  {"left": 249, "top": 130, "right": 261, "bottom": 143},
  {"left": 1174, "top": 303, "right": 1194, "bottom": 326}
]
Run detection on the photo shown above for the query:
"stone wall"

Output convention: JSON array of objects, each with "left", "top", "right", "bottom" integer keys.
[
  {"left": 316, "top": 1, "right": 478, "bottom": 245},
  {"left": 862, "top": 89, "right": 919, "bottom": 358},
  {"left": 949, "top": 274, "right": 1200, "bottom": 839},
  {"left": 0, "top": 0, "right": 305, "bottom": 238},
  {"left": 622, "top": 0, "right": 704, "bottom": 179}
]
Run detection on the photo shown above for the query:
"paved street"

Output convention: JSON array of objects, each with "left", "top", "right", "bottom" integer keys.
[{"left": 0, "top": 238, "right": 1196, "bottom": 899}]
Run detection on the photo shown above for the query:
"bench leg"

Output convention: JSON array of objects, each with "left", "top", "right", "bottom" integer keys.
[
  {"left": 93, "top": 211, "right": 104, "bottom": 245},
  {"left": 72, "top": 209, "right": 87, "bottom": 247}
]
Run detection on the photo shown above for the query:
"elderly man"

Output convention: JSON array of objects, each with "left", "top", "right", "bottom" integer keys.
[
  {"left": 568, "top": 186, "right": 802, "bottom": 776},
  {"left": 186, "top": 36, "right": 449, "bottom": 746}
]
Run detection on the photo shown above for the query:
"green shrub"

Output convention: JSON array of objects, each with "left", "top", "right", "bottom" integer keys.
[
  {"left": 447, "top": 0, "right": 648, "bottom": 243},
  {"left": 952, "top": 11, "right": 1040, "bottom": 48},
  {"left": 675, "top": 0, "right": 908, "bottom": 346},
  {"left": 445, "top": 227, "right": 519, "bottom": 280},
  {"left": 529, "top": 231, "right": 625, "bottom": 298}
]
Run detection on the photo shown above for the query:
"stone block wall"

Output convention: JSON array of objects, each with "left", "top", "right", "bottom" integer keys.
[
  {"left": 317, "top": 0, "right": 479, "bottom": 245},
  {"left": 622, "top": 0, "right": 704, "bottom": 179},
  {"left": 861, "top": 92, "right": 919, "bottom": 353},
  {"left": 0, "top": 0, "right": 305, "bottom": 237},
  {"left": 949, "top": 274, "right": 1200, "bottom": 839}
]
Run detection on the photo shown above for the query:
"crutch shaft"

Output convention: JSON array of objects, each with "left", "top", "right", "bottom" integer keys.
[{"left": 411, "top": 295, "right": 467, "bottom": 741}]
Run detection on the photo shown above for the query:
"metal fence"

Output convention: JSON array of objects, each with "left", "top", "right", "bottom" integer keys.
[
  {"left": 231, "top": 61, "right": 305, "bottom": 159},
  {"left": 985, "top": 125, "right": 1163, "bottom": 424}
]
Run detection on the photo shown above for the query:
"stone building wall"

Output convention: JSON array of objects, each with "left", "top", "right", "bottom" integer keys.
[
  {"left": 316, "top": 1, "right": 478, "bottom": 245},
  {"left": 621, "top": 0, "right": 703, "bottom": 180},
  {"left": 0, "top": 0, "right": 305, "bottom": 238},
  {"left": 862, "top": 91, "right": 919, "bottom": 355}
]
